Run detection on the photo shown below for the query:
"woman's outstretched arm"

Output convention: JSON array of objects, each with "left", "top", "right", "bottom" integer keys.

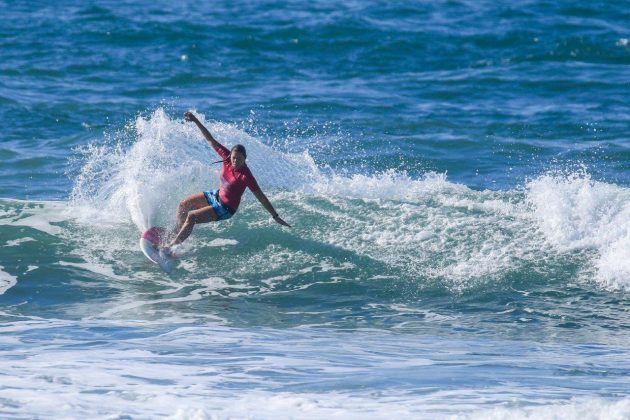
[
  {"left": 253, "top": 190, "right": 291, "bottom": 227},
  {"left": 184, "top": 111, "right": 223, "bottom": 151}
]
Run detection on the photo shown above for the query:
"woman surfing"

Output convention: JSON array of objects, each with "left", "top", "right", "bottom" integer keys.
[{"left": 161, "top": 111, "right": 291, "bottom": 255}]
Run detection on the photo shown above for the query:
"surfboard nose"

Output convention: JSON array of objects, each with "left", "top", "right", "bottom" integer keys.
[{"left": 141, "top": 227, "right": 166, "bottom": 246}]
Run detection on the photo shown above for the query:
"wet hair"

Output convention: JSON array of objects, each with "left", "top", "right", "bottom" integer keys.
[
  {"left": 212, "top": 144, "right": 247, "bottom": 164},
  {"left": 231, "top": 144, "right": 247, "bottom": 159}
]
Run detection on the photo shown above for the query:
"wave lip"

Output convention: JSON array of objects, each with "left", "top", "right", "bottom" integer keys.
[{"left": 527, "top": 171, "right": 630, "bottom": 290}]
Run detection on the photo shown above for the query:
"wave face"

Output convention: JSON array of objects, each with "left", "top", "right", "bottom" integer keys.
[
  {"left": 2, "top": 0, "right": 630, "bottom": 417},
  {"left": 2, "top": 110, "right": 630, "bottom": 338},
  {"left": 65, "top": 110, "right": 630, "bottom": 291}
]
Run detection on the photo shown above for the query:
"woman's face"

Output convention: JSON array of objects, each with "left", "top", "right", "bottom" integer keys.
[{"left": 230, "top": 150, "right": 246, "bottom": 169}]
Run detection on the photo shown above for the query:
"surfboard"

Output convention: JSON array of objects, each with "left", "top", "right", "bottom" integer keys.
[{"left": 139, "top": 227, "right": 175, "bottom": 273}]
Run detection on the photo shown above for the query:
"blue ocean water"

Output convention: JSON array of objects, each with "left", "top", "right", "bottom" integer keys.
[{"left": 1, "top": 0, "right": 630, "bottom": 418}]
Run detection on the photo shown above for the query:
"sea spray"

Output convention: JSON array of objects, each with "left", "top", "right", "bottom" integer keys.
[
  {"left": 66, "top": 109, "right": 630, "bottom": 292},
  {"left": 526, "top": 171, "right": 630, "bottom": 289},
  {"left": 69, "top": 108, "right": 320, "bottom": 232}
]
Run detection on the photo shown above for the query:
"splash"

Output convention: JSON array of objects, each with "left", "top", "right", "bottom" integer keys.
[
  {"left": 527, "top": 171, "right": 630, "bottom": 290},
  {"left": 66, "top": 109, "right": 630, "bottom": 292},
  {"left": 69, "top": 108, "right": 320, "bottom": 231}
]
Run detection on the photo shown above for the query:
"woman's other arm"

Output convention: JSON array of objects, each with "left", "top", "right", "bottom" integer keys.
[{"left": 252, "top": 190, "right": 291, "bottom": 227}]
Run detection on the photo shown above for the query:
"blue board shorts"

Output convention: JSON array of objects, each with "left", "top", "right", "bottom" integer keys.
[{"left": 204, "top": 189, "right": 235, "bottom": 221}]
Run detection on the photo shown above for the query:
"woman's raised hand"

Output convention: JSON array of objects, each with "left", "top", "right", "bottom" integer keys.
[{"left": 184, "top": 111, "right": 197, "bottom": 122}]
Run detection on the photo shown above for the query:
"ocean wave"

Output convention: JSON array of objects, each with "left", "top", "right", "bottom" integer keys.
[{"left": 0, "top": 110, "right": 626, "bottom": 296}]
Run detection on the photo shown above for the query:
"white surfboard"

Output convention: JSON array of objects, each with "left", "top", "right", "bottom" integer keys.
[{"left": 140, "top": 227, "right": 175, "bottom": 273}]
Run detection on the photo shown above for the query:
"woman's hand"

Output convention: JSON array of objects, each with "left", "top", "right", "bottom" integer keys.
[
  {"left": 273, "top": 214, "right": 291, "bottom": 227},
  {"left": 184, "top": 111, "right": 197, "bottom": 122}
]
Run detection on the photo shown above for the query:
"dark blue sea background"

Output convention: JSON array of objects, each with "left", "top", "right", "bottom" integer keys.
[{"left": 1, "top": 1, "right": 630, "bottom": 418}]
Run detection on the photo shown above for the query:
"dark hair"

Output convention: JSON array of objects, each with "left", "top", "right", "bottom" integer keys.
[
  {"left": 212, "top": 144, "right": 247, "bottom": 165},
  {"left": 231, "top": 144, "right": 246, "bottom": 159}
]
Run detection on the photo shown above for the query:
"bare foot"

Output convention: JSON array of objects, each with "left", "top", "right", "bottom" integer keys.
[{"left": 159, "top": 245, "right": 174, "bottom": 258}]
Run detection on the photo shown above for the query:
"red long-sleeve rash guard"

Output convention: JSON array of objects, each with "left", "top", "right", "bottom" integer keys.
[{"left": 214, "top": 143, "right": 261, "bottom": 212}]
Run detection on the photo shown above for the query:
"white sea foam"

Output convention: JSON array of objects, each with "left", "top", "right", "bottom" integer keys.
[
  {"left": 289, "top": 170, "right": 543, "bottom": 290},
  {"left": 455, "top": 397, "right": 630, "bottom": 420},
  {"left": 301, "top": 164, "right": 630, "bottom": 291},
  {"left": 527, "top": 172, "right": 630, "bottom": 289},
  {"left": 0, "top": 317, "right": 628, "bottom": 419},
  {"left": 0, "top": 199, "right": 67, "bottom": 236},
  {"left": 0, "top": 265, "right": 17, "bottom": 295},
  {"left": 4, "top": 237, "right": 36, "bottom": 247},
  {"left": 99, "top": 276, "right": 235, "bottom": 318},
  {"left": 168, "top": 396, "right": 630, "bottom": 420},
  {"left": 57, "top": 260, "right": 130, "bottom": 281},
  {"left": 206, "top": 238, "right": 239, "bottom": 247}
]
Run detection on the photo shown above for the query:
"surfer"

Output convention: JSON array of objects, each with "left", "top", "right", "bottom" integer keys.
[{"left": 161, "top": 111, "right": 290, "bottom": 254}]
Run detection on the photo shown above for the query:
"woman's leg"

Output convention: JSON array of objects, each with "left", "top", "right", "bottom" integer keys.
[
  {"left": 174, "top": 192, "right": 210, "bottom": 233},
  {"left": 169, "top": 205, "right": 218, "bottom": 247}
]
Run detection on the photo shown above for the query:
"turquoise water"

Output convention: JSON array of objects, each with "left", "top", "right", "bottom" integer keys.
[{"left": 1, "top": 1, "right": 630, "bottom": 418}]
